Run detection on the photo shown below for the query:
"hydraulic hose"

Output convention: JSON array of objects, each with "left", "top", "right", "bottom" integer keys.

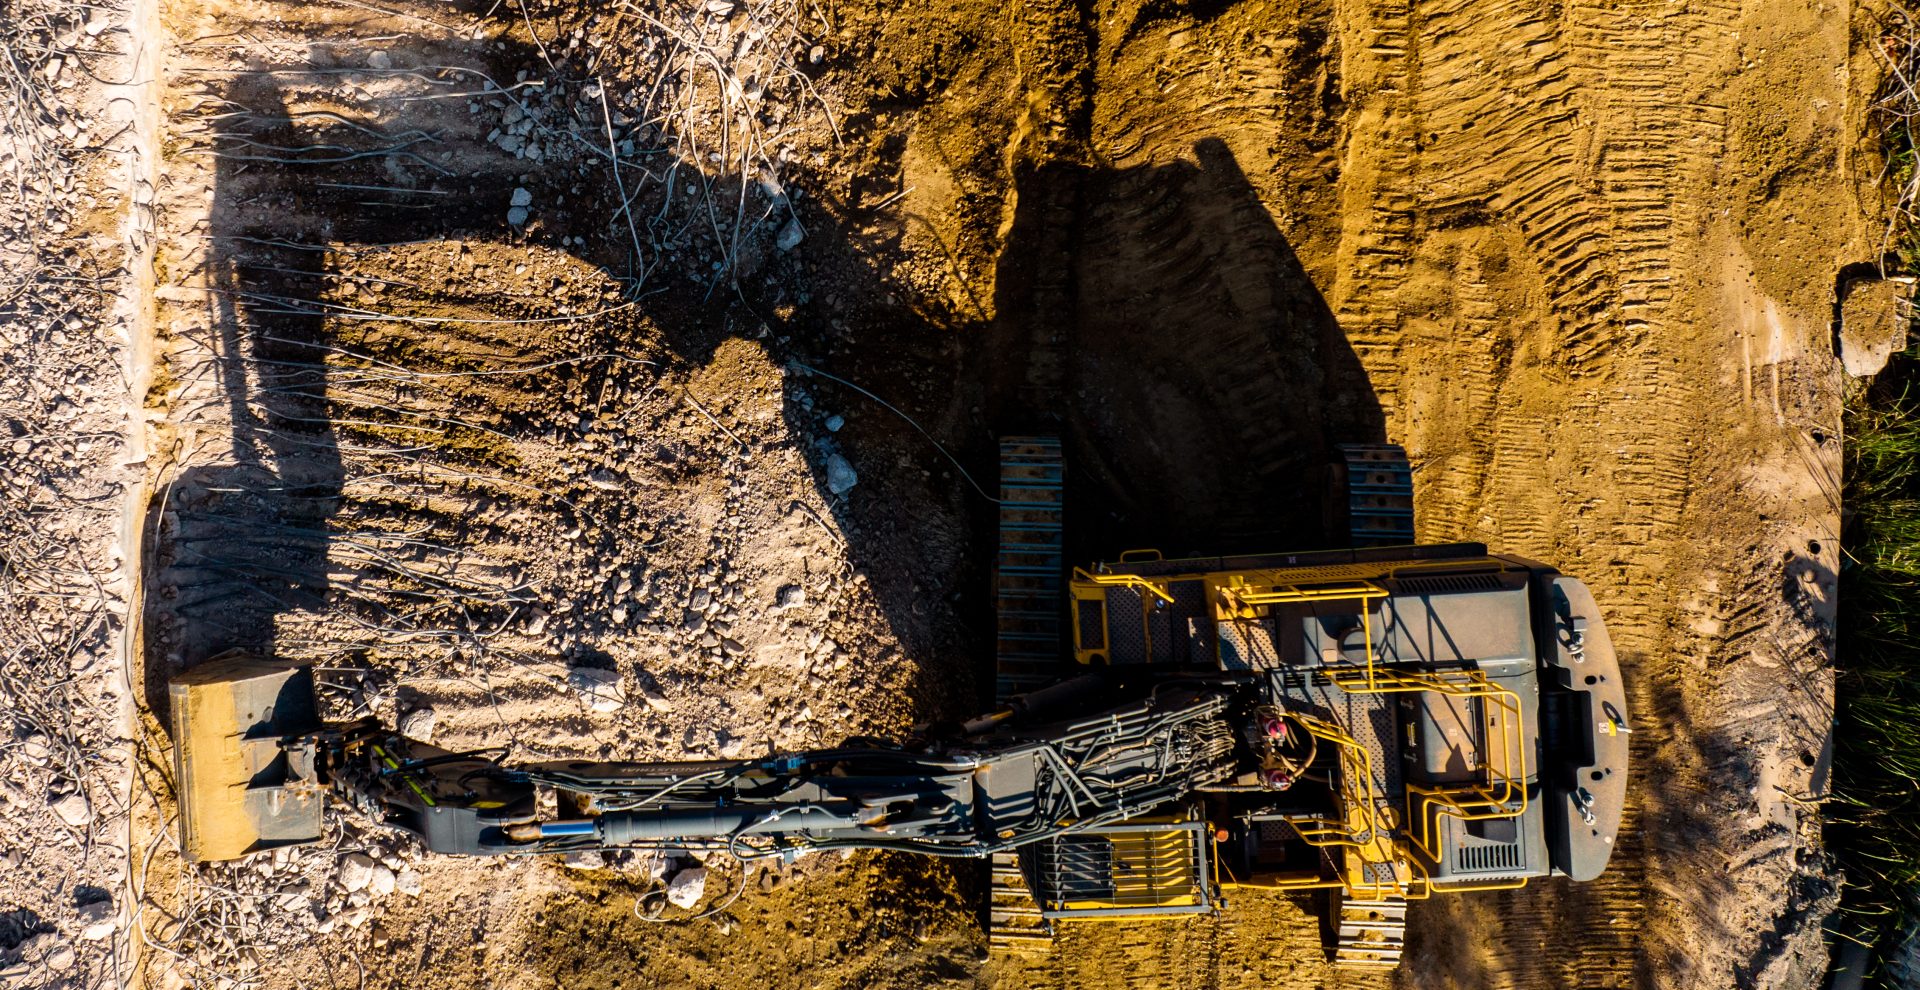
[{"left": 595, "top": 805, "right": 860, "bottom": 845}]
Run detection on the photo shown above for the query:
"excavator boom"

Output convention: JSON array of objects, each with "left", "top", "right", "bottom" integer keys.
[{"left": 174, "top": 666, "right": 1246, "bottom": 862}]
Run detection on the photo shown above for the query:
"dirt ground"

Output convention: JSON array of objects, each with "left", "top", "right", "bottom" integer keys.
[{"left": 0, "top": 0, "right": 1892, "bottom": 987}]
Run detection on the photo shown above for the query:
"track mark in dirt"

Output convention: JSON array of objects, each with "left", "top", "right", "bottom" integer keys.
[{"left": 1333, "top": 0, "right": 1863, "bottom": 986}]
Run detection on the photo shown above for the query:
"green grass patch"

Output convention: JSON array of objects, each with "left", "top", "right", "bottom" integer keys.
[{"left": 1832, "top": 349, "right": 1920, "bottom": 983}]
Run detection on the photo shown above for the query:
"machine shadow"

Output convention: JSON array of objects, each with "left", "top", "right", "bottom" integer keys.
[
  {"left": 140, "top": 77, "right": 347, "bottom": 723},
  {"left": 981, "top": 136, "right": 1386, "bottom": 565}
]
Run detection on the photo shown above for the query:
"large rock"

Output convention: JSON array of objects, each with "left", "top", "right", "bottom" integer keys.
[
  {"left": 398, "top": 706, "right": 436, "bottom": 742},
  {"left": 567, "top": 667, "right": 625, "bottom": 713},
  {"left": 824, "top": 453, "right": 857, "bottom": 495},
  {"left": 338, "top": 852, "right": 377, "bottom": 892},
  {"left": 76, "top": 899, "right": 115, "bottom": 942},
  {"left": 775, "top": 217, "right": 804, "bottom": 252},
  {"left": 562, "top": 850, "right": 605, "bottom": 870},
  {"left": 49, "top": 792, "right": 90, "bottom": 827},
  {"left": 1839, "top": 277, "right": 1909, "bottom": 378},
  {"left": 665, "top": 867, "right": 707, "bottom": 909}
]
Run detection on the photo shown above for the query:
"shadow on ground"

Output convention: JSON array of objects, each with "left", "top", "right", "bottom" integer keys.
[{"left": 142, "top": 10, "right": 1386, "bottom": 989}]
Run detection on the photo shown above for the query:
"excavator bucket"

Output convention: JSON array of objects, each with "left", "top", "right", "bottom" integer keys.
[{"left": 168, "top": 652, "right": 325, "bottom": 862}]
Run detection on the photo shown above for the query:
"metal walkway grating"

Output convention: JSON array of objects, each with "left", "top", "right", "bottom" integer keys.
[{"left": 1028, "top": 823, "right": 1214, "bottom": 918}]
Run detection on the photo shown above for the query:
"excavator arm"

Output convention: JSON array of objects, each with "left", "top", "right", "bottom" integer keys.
[{"left": 174, "top": 656, "right": 1248, "bottom": 863}]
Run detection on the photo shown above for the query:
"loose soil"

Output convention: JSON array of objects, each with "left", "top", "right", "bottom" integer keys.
[{"left": 56, "top": 0, "right": 1890, "bottom": 988}]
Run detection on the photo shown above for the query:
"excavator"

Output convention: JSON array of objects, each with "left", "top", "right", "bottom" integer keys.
[{"left": 167, "top": 440, "right": 1629, "bottom": 969}]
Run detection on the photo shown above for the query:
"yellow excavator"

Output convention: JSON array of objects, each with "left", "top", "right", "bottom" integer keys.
[{"left": 168, "top": 439, "right": 1628, "bottom": 970}]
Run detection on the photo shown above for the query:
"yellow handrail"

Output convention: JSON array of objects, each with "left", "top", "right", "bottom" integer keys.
[
  {"left": 1216, "top": 579, "right": 1389, "bottom": 620},
  {"left": 1208, "top": 576, "right": 1533, "bottom": 885},
  {"left": 1280, "top": 715, "right": 1427, "bottom": 900},
  {"left": 1215, "top": 578, "right": 1532, "bottom": 844},
  {"left": 1072, "top": 566, "right": 1176, "bottom": 605}
]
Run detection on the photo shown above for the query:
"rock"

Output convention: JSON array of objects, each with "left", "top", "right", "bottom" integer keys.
[
  {"left": 682, "top": 612, "right": 707, "bottom": 635},
  {"left": 776, "top": 217, "right": 805, "bottom": 252},
  {"left": 84, "top": 15, "right": 108, "bottom": 35},
  {"left": 510, "top": 186, "right": 533, "bottom": 207},
  {"left": 395, "top": 870, "right": 422, "bottom": 897},
  {"left": 689, "top": 587, "right": 712, "bottom": 610},
  {"left": 398, "top": 706, "right": 436, "bottom": 742},
  {"left": 775, "top": 584, "right": 806, "bottom": 610},
  {"left": 824, "top": 453, "right": 858, "bottom": 494},
  {"left": 338, "top": 852, "right": 377, "bottom": 893},
  {"left": 50, "top": 792, "right": 90, "bottom": 827},
  {"left": 507, "top": 206, "right": 530, "bottom": 226},
  {"left": 824, "top": 414, "right": 844, "bottom": 432},
  {"left": 636, "top": 682, "right": 671, "bottom": 711},
  {"left": 562, "top": 850, "right": 605, "bottom": 870},
  {"left": 14, "top": 934, "right": 53, "bottom": 965},
  {"left": 20, "top": 735, "right": 49, "bottom": 763},
  {"left": 44, "top": 945, "right": 74, "bottom": 972},
  {"left": 370, "top": 864, "right": 396, "bottom": 897},
  {"left": 1839, "top": 277, "right": 1909, "bottom": 378},
  {"left": 665, "top": 867, "right": 707, "bottom": 909},
  {"left": 76, "top": 899, "right": 114, "bottom": 940},
  {"left": 567, "top": 667, "right": 625, "bottom": 713},
  {"left": 367, "top": 50, "right": 391, "bottom": 69}
]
